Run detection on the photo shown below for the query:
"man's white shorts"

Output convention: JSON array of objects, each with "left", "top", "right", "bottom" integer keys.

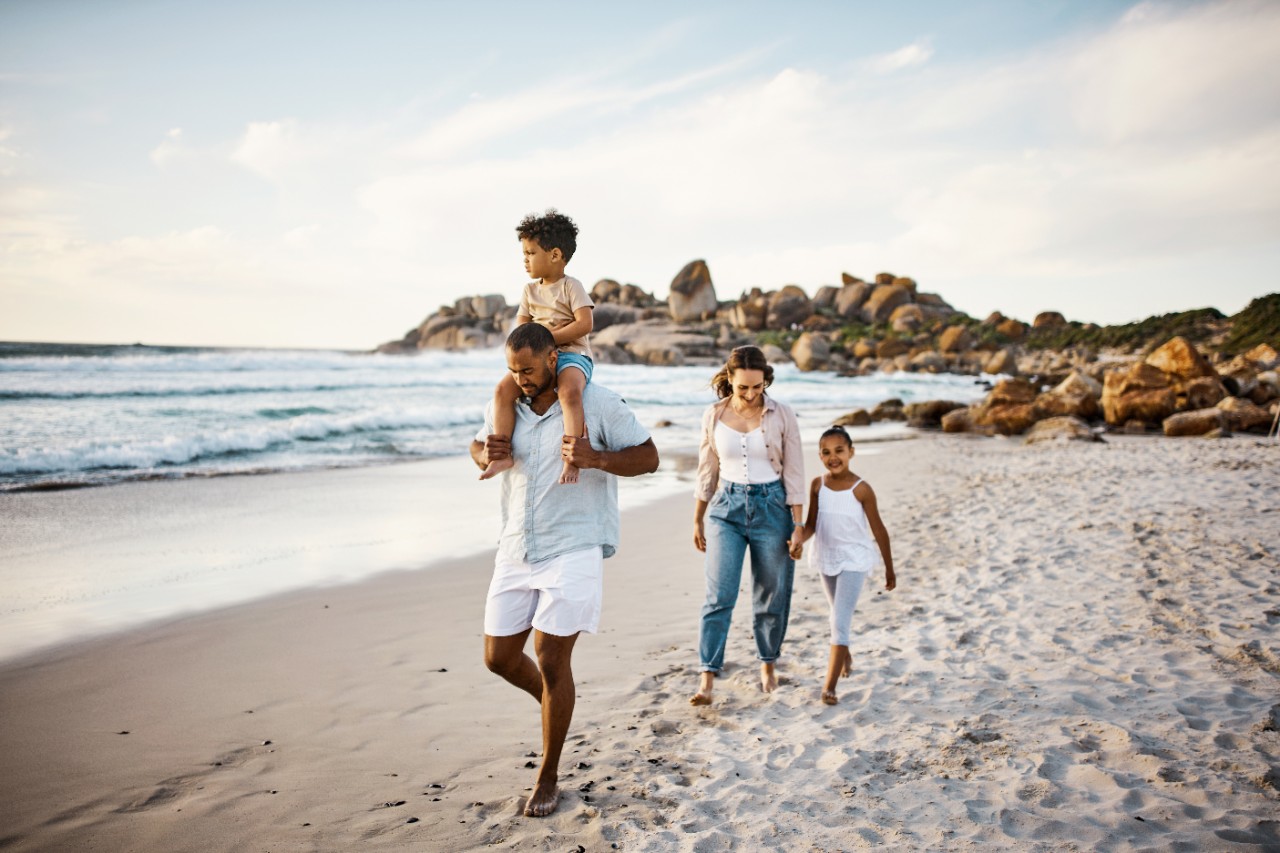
[{"left": 484, "top": 546, "right": 604, "bottom": 637}]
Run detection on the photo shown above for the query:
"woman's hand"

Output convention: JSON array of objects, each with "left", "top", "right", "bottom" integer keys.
[{"left": 693, "top": 519, "right": 706, "bottom": 552}]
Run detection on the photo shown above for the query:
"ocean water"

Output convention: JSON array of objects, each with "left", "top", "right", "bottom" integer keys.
[{"left": 0, "top": 342, "right": 993, "bottom": 492}]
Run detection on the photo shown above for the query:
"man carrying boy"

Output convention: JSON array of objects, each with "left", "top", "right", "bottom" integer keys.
[
  {"left": 480, "top": 208, "right": 595, "bottom": 485},
  {"left": 470, "top": 322, "right": 660, "bottom": 817}
]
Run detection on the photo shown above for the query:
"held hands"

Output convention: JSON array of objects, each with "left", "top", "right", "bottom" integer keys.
[{"left": 787, "top": 525, "right": 806, "bottom": 560}]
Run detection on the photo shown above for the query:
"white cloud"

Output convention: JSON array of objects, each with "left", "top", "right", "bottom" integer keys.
[
  {"left": 864, "top": 41, "right": 934, "bottom": 75},
  {"left": 149, "top": 127, "right": 185, "bottom": 167},
  {"left": 230, "top": 119, "right": 313, "bottom": 182}
]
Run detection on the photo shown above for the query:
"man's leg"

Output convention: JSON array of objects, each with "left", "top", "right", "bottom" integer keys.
[
  {"left": 483, "top": 629, "right": 541, "bottom": 702},
  {"left": 526, "top": 629, "right": 580, "bottom": 817}
]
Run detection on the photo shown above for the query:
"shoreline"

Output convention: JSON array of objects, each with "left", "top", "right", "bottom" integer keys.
[{"left": 1, "top": 433, "right": 1276, "bottom": 851}]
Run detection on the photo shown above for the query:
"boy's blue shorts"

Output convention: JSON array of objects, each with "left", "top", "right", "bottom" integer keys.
[{"left": 555, "top": 352, "right": 593, "bottom": 383}]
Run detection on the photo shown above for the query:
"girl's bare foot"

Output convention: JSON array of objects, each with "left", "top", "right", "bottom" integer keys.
[
  {"left": 821, "top": 689, "right": 839, "bottom": 705},
  {"left": 760, "top": 662, "right": 778, "bottom": 693},
  {"left": 690, "top": 670, "right": 714, "bottom": 705},
  {"left": 523, "top": 782, "right": 559, "bottom": 817},
  {"left": 558, "top": 459, "right": 579, "bottom": 485},
  {"left": 479, "top": 457, "right": 514, "bottom": 480}
]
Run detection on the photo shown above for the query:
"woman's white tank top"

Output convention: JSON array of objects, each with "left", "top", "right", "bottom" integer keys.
[
  {"left": 810, "top": 479, "right": 877, "bottom": 576},
  {"left": 714, "top": 421, "right": 780, "bottom": 485}
]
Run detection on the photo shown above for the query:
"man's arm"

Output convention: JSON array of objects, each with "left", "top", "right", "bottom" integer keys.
[{"left": 561, "top": 435, "right": 658, "bottom": 477}]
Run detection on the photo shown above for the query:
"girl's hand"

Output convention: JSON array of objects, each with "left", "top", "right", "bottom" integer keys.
[
  {"left": 885, "top": 567, "right": 897, "bottom": 591},
  {"left": 693, "top": 520, "right": 706, "bottom": 552}
]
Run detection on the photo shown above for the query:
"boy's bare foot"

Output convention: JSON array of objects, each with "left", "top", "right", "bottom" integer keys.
[
  {"left": 821, "top": 689, "right": 839, "bottom": 705},
  {"left": 760, "top": 662, "right": 778, "bottom": 693},
  {"left": 523, "top": 782, "right": 559, "bottom": 817},
  {"left": 479, "top": 457, "right": 514, "bottom": 481},
  {"left": 558, "top": 459, "right": 579, "bottom": 485}
]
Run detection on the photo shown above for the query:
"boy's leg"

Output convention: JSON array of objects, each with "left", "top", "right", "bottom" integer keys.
[
  {"left": 556, "top": 367, "right": 587, "bottom": 485},
  {"left": 480, "top": 374, "right": 521, "bottom": 480}
]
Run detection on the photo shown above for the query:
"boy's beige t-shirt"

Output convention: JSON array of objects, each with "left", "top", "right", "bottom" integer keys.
[{"left": 519, "top": 275, "right": 595, "bottom": 357}]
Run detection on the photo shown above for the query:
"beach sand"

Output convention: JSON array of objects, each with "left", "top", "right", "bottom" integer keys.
[{"left": 1, "top": 434, "right": 1277, "bottom": 851}]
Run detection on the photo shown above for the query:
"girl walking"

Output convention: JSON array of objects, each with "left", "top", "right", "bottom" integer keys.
[{"left": 791, "top": 426, "right": 896, "bottom": 704}]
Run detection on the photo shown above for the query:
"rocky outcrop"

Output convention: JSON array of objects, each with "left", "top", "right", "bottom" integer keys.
[
  {"left": 1033, "top": 311, "right": 1067, "bottom": 329},
  {"left": 1101, "top": 362, "right": 1178, "bottom": 426},
  {"left": 767, "top": 285, "right": 814, "bottom": 329},
  {"left": 1146, "top": 336, "right": 1217, "bottom": 382},
  {"left": 1035, "top": 372, "right": 1101, "bottom": 420},
  {"left": 593, "top": 321, "right": 720, "bottom": 366},
  {"left": 862, "top": 284, "right": 913, "bottom": 324},
  {"left": 834, "top": 409, "right": 871, "bottom": 427},
  {"left": 375, "top": 294, "right": 514, "bottom": 353},
  {"left": 668, "top": 260, "right": 718, "bottom": 322}
]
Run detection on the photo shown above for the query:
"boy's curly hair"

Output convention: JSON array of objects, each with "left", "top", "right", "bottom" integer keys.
[{"left": 516, "top": 208, "right": 578, "bottom": 262}]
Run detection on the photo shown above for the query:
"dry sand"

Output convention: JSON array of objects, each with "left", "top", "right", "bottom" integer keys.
[{"left": 1, "top": 433, "right": 1277, "bottom": 852}]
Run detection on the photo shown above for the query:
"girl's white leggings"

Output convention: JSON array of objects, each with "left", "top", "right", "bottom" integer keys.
[{"left": 821, "top": 570, "right": 867, "bottom": 646}]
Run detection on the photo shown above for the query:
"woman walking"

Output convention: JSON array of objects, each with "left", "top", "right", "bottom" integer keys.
[{"left": 691, "top": 346, "right": 805, "bottom": 705}]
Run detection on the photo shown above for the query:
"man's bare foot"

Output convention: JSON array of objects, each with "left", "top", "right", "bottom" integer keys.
[
  {"left": 760, "top": 662, "right": 778, "bottom": 693},
  {"left": 523, "top": 782, "right": 559, "bottom": 818},
  {"left": 558, "top": 459, "right": 579, "bottom": 485},
  {"left": 479, "top": 457, "right": 514, "bottom": 481},
  {"left": 821, "top": 689, "right": 839, "bottom": 705}
]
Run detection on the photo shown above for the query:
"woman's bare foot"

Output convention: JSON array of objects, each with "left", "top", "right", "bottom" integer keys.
[
  {"left": 821, "top": 689, "right": 839, "bottom": 705},
  {"left": 523, "top": 782, "right": 559, "bottom": 817},
  {"left": 479, "top": 457, "right": 514, "bottom": 481},
  {"left": 760, "top": 662, "right": 778, "bottom": 693},
  {"left": 690, "top": 670, "right": 715, "bottom": 705},
  {"left": 558, "top": 459, "right": 579, "bottom": 485}
]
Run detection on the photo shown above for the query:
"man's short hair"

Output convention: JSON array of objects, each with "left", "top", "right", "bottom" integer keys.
[
  {"left": 516, "top": 209, "right": 578, "bottom": 262},
  {"left": 507, "top": 322, "right": 556, "bottom": 354}
]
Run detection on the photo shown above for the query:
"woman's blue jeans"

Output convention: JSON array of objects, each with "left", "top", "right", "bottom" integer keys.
[{"left": 699, "top": 480, "right": 796, "bottom": 672}]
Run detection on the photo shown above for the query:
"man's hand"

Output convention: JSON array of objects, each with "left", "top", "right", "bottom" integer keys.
[
  {"left": 472, "top": 434, "right": 512, "bottom": 474},
  {"left": 561, "top": 427, "right": 601, "bottom": 470}
]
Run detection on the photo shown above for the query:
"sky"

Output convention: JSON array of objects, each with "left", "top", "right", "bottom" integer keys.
[{"left": 1, "top": 0, "right": 1278, "bottom": 350}]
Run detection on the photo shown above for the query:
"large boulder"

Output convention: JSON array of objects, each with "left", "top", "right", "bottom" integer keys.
[
  {"left": 760, "top": 343, "right": 791, "bottom": 365},
  {"left": 1179, "top": 376, "right": 1228, "bottom": 410},
  {"left": 813, "top": 285, "right": 840, "bottom": 310},
  {"left": 790, "top": 331, "right": 831, "bottom": 372},
  {"left": 767, "top": 285, "right": 814, "bottom": 329},
  {"left": 591, "top": 279, "right": 621, "bottom": 303},
  {"left": 730, "top": 288, "right": 769, "bottom": 331},
  {"left": 1033, "top": 311, "right": 1067, "bottom": 330},
  {"left": 984, "top": 348, "right": 1018, "bottom": 375},
  {"left": 996, "top": 318, "right": 1028, "bottom": 341},
  {"left": 1035, "top": 371, "right": 1101, "bottom": 420},
  {"left": 876, "top": 338, "right": 911, "bottom": 359},
  {"left": 861, "top": 284, "right": 913, "bottom": 324},
  {"left": 938, "top": 325, "right": 975, "bottom": 353},
  {"left": 971, "top": 378, "right": 1040, "bottom": 435},
  {"left": 840, "top": 272, "right": 864, "bottom": 286},
  {"left": 874, "top": 272, "right": 896, "bottom": 285},
  {"left": 871, "top": 398, "right": 906, "bottom": 421},
  {"left": 941, "top": 407, "right": 974, "bottom": 433},
  {"left": 1146, "top": 336, "right": 1217, "bottom": 382},
  {"left": 1101, "top": 362, "right": 1177, "bottom": 426},
  {"left": 890, "top": 303, "right": 925, "bottom": 332},
  {"left": 1243, "top": 343, "right": 1279, "bottom": 370},
  {"left": 1024, "top": 415, "right": 1101, "bottom": 445},
  {"left": 1216, "top": 396, "right": 1272, "bottom": 432},
  {"left": 834, "top": 281, "right": 873, "bottom": 320},
  {"left": 471, "top": 294, "right": 507, "bottom": 319},
  {"left": 905, "top": 400, "right": 966, "bottom": 428},
  {"left": 1253, "top": 371, "right": 1280, "bottom": 405},
  {"left": 852, "top": 338, "right": 878, "bottom": 359},
  {"left": 834, "top": 409, "right": 871, "bottom": 427},
  {"left": 1164, "top": 408, "right": 1228, "bottom": 437},
  {"left": 592, "top": 302, "right": 641, "bottom": 331},
  {"left": 668, "top": 260, "right": 717, "bottom": 322},
  {"left": 909, "top": 350, "right": 946, "bottom": 372}
]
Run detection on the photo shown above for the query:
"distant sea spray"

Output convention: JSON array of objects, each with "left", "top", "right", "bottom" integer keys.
[{"left": 0, "top": 342, "right": 990, "bottom": 492}]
